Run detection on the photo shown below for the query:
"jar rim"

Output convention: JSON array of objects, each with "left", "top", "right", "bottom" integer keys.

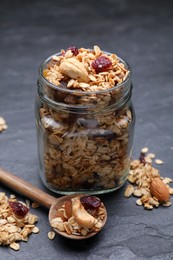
[{"left": 38, "top": 51, "right": 132, "bottom": 95}]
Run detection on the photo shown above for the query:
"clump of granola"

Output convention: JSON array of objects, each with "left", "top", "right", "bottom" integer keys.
[
  {"left": 43, "top": 45, "right": 129, "bottom": 91},
  {"left": 50, "top": 195, "right": 106, "bottom": 237},
  {"left": 0, "top": 117, "right": 7, "bottom": 132},
  {"left": 124, "top": 148, "right": 173, "bottom": 210},
  {"left": 0, "top": 192, "right": 39, "bottom": 250}
]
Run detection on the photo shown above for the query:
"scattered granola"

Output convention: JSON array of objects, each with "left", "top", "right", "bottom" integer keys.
[
  {"left": 37, "top": 45, "right": 134, "bottom": 192},
  {"left": 0, "top": 192, "right": 38, "bottom": 250},
  {"left": 0, "top": 117, "right": 7, "bottom": 132},
  {"left": 155, "top": 159, "right": 164, "bottom": 165},
  {"left": 50, "top": 195, "right": 106, "bottom": 237},
  {"left": 48, "top": 230, "right": 56, "bottom": 240},
  {"left": 124, "top": 148, "right": 173, "bottom": 210},
  {"left": 31, "top": 202, "right": 40, "bottom": 209}
]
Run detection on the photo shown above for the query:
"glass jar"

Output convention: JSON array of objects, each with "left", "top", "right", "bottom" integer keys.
[{"left": 35, "top": 53, "right": 135, "bottom": 195}]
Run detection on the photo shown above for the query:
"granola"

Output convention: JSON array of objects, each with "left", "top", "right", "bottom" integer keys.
[
  {"left": 124, "top": 148, "right": 173, "bottom": 210},
  {"left": 0, "top": 117, "right": 8, "bottom": 132},
  {"left": 37, "top": 45, "right": 134, "bottom": 192},
  {"left": 50, "top": 195, "right": 106, "bottom": 237},
  {"left": 0, "top": 192, "right": 38, "bottom": 250}
]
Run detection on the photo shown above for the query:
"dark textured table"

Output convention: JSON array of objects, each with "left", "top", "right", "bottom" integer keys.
[{"left": 0, "top": 0, "right": 173, "bottom": 259}]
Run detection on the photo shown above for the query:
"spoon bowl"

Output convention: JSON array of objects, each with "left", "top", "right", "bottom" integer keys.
[
  {"left": 0, "top": 168, "right": 107, "bottom": 240},
  {"left": 49, "top": 193, "right": 107, "bottom": 239}
]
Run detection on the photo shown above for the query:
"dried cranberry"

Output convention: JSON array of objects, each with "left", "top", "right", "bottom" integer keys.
[
  {"left": 80, "top": 196, "right": 101, "bottom": 210},
  {"left": 9, "top": 201, "right": 29, "bottom": 218},
  {"left": 139, "top": 152, "right": 146, "bottom": 165},
  {"left": 92, "top": 56, "right": 112, "bottom": 73},
  {"left": 66, "top": 46, "right": 79, "bottom": 56}
]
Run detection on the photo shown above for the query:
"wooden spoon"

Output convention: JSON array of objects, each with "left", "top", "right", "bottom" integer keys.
[{"left": 0, "top": 168, "right": 107, "bottom": 239}]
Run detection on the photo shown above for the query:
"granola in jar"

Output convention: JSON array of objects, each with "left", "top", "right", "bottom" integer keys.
[{"left": 36, "top": 45, "right": 135, "bottom": 194}]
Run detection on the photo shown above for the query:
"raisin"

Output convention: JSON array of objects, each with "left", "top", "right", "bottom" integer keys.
[
  {"left": 86, "top": 208, "right": 98, "bottom": 217},
  {"left": 9, "top": 201, "right": 29, "bottom": 218},
  {"left": 80, "top": 196, "right": 101, "bottom": 210},
  {"left": 66, "top": 46, "right": 79, "bottom": 56},
  {"left": 139, "top": 152, "right": 146, "bottom": 165},
  {"left": 92, "top": 56, "right": 112, "bottom": 73}
]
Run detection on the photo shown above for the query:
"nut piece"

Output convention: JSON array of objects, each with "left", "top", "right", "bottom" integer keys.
[
  {"left": 150, "top": 177, "right": 170, "bottom": 203},
  {"left": 59, "top": 57, "right": 90, "bottom": 83},
  {"left": 72, "top": 198, "right": 97, "bottom": 229}
]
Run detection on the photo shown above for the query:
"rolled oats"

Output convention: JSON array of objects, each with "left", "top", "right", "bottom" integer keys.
[
  {"left": 124, "top": 184, "right": 134, "bottom": 198},
  {"left": 124, "top": 149, "right": 173, "bottom": 210},
  {"left": 141, "top": 147, "right": 149, "bottom": 154},
  {"left": 48, "top": 231, "right": 56, "bottom": 240},
  {"left": 0, "top": 192, "right": 39, "bottom": 250},
  {"left": 0, "top": 116, "right": 8, "bottom": 132},
  {"left": 155, "top": 159, "right": 164, "bottom": 165},
  {"left": 10, "top": 242, "right": 20, "bottom": 251}
]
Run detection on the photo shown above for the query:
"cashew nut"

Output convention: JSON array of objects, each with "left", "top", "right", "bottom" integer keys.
[
  {"left": 72, "top": 198, "right": 97, "bottom": 229},
  {"left": 59, "top": 57, "right": 90, "bottom": 83}
]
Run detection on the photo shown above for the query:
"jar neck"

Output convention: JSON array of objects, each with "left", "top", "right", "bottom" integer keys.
[
  {"left": 37, "top": 77, "right": 132, "bottom": 114},
  {"left": 38, "top": 53, "right": 132, "bottom": 114}
]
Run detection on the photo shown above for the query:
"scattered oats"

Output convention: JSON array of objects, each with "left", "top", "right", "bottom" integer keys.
[
  {"left": 32, "top": 226, "right": 40, "bottom": 234},
  {"left": 133, "top": 189, "right": 142, "bottom": 197},
  {"left": 125, "top": 150, "right": 172, "bottom": 210},
  {"left": 127, "top": 175, "right": 136, "bottom": 184},
  {"left": 141, "top": 147, "right": 149, "bottom": 154},
  {"left": 124, "top": 184, "right": 134, "bottom": 198},
  {"left": 145, "top": 157, "right": 152, "bottom": 164},
  {"left": 10, "top": 242, "right": 20, "bottom": 251},
  {"left": 0, "top": 192, "right": 39, "bottom": 250},
  {"left": 10, "top": 194, "right": 16, "bottom": 199},
  {"left": 48, "top": 231, "right": 56, "bottom": 240},
  {"left": 144, "top": 203, "right": 153, "bottom": 210},
  {"left": 162, "top": 177, "right": 173, "bottom": 184},
  {"left": 136, "top": 199, "right": 142, "bottom": 206},
  {"left": 155, "top": 159, "right": 164, "bottom": 165},
  {"left": 26, "top": 200, "right": 30, "bottom": 207},
  {"left": 168, "top": 187, "right": 173, "bottom": 195},
  {"left": 162, "top": 201, "right": 172, "bottom": 207},
  {"left": 0, "top": 116, "right": 8, "bottom": 132}
]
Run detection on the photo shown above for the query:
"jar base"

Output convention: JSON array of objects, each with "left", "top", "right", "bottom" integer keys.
[{"left": 40, "top": 173, "right": 128, "bottom": 195}]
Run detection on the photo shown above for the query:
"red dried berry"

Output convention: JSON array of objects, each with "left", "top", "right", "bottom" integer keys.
[
  {"left": 9, "top": 201, "right": 29, "bottom": 218},
  {"left": 80, "top": 196, "right": 101, "bottom": 210},
  {"left": 66, "top": 46, "right": 79, "bottom": 56},
  {"left": 139, "top": 152, "right": 146, "bottom": 165},
  {"left": 92, "top": 56, "right": 112, "bottom": 73}
]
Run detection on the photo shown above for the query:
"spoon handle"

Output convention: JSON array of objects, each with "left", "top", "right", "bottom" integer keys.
[{"left": 0, "top": 168, "right": 57, "bottom": 209}]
